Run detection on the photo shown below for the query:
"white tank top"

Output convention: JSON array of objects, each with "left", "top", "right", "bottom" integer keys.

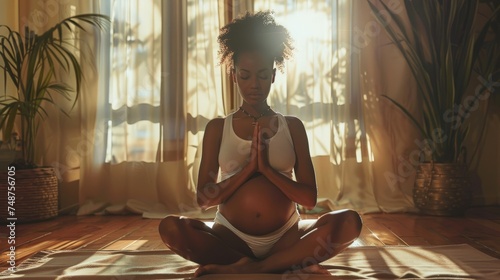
[{"left": 218, "top": 112, "right": 296, "bottom": 181}]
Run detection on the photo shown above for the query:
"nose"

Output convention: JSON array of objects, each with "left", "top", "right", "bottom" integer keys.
[{"left": 251, "top": 76, "right": 260, "bottom": 89}]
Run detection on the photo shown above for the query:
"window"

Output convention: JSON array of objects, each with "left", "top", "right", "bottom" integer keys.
[{"left": 104, "top": 0, "right": 162, "bottom": 163}]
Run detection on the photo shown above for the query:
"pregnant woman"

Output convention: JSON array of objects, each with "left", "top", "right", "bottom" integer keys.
[{"left": 159, "top": 11, "right": 362, "bottom": 276}]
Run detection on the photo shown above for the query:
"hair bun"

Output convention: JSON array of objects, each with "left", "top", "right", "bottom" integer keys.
[{"left": 218, "top": 11, "right": 294, "bottom": 73}]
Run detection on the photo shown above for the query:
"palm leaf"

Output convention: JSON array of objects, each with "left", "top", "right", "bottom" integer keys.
[
  {"left": 367, "top": 0, "right": 499, "bottom": 162},
  {"left": 381, "top": 95, "right": 429, "bottom": 140},
  {"left": 368, "top": 0, "right": 440, "bottom": 139},
  {"left": 1, "top": 103, "right": 19, "bottom": 141},
  {"left": 0, "top": 13, "right": 110, "bottom": 166}
]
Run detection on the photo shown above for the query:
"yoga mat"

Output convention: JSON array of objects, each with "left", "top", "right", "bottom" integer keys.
[{"left": 1, "top": 244, "right": 499, "bottom": 279}]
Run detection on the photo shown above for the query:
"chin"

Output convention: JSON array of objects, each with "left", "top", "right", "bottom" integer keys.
[{"left": 244, "top": 96, "right": 266, "bottom": 104}]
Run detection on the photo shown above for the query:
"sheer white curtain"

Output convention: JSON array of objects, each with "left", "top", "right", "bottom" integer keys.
[
  {"left": 105, "top": 0, "right": 161, "bottom": 163},
  {"left": 247, "top": 0, "right": 389, "bottom": 212},
  {"left": 77, "top": 0, "right": 226, "bottom": 216},
  {"left": 354, "top": 0, "right": 417, "bottom": 212}
]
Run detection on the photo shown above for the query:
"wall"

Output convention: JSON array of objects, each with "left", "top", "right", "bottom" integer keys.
[{"left": 0, "top": 0, "right": 18, "bottom": 28}]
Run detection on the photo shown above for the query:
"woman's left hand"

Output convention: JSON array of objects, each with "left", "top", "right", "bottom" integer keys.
[{"left": 257, "top": 124, "right": 271, "bottom": 173}]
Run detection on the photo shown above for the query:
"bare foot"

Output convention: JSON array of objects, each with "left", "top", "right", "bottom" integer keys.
[
  {"left": 300, "top": 264, "right": 331, "bottom": 275},
  {"left": 194, "top": 257, "right": 260, "bottom": 277},
  {"left": 282, "top": 264, "right": 331, "bottom": 276}
]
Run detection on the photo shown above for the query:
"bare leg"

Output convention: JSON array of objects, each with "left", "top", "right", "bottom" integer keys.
[
  {"left": 195, "top": 209, "right": 362, "bottom": 276},
  {"left": 158, "top": 215, "right": 254, "bottom": 265}
]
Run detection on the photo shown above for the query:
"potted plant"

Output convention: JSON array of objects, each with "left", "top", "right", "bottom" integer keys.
[
  {"left": 367, "top": 0, "right": 500, "bottom": 215},
  {"left": 0, "top": 14, "right": 109, "bottom": 222}
]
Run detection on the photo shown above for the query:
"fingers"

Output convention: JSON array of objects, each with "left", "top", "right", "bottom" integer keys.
[
  {"left": 257, "top": 125, "right": 267, "bottom": 161},
  {"left": 257, "top": 124, "right": 267, "bottom": 151},
  {"left": 247, "top": 124, "right": 259, "bottom": 172},
  {"left": 252, "top": 122, "right": 259, "bottom": 143},
  {"left": 257, "top": 125, "right": 269, "bottom": 172},
  {"left": 251, "top": 123, "right": 259, "bottom": 154}
]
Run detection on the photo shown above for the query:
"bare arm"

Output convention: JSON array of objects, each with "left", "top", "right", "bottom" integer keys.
[
  {"left": 257, "top": 117, "right": 317, "bottom": 209},
  {"left": 196, "top": 119, "right": 258, "bottom": 209}
]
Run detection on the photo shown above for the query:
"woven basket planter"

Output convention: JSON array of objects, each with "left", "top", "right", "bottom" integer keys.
[
  {"left": 0, "top": 167, "right": 58, "bottom": 223},
  {"left": 413, "top": 163, "right": 471, "bottom": 216}
]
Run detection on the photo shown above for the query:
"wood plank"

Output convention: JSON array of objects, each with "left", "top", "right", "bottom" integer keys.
[
  {"left": 361, "top": 215, "right": 407, "bottom": 245},
  {"left": 466, "top": 206, "right": 500, "bottom": 219},
  {"left": 397, "top": 236, "right": 431, "bottom": 246},
  {"left": 76, "top": 216, "right": 153, "bottom": 250},
  {"left": 432, "top": 216, "right": 500, "bottom": 251},
  {"left": 467, "top": 218, "right": 500, "bottom": 233},
  {"left": 392, "top": 215, "right": 454, "bottom": 245},
  {"left": 356, "top": 222, "right": 385, "bottom": 246},
  {"left": 0, "top": 215, "right": 141, "bottom": 269},
  {"left": 0, "top": 216, "right": 75, "bottom": 251},
  {"left": 369, "top": 214, "right": 420, "bottom": 237},
  {"left": 99, "top": 219, "right": 160, "bottom": 250}
]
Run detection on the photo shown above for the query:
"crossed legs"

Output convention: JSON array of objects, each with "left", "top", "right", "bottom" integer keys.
[{"left": 158, "top": 209, "right": 362, "bottom": 276}]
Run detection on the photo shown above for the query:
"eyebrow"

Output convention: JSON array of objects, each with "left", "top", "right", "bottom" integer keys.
[{"left": 238, "top": 69, "right": 271, "bottom": 73}]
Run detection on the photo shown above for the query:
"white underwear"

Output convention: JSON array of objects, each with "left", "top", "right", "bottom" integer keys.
[{"left": 214, "top": 210, "right": 300, "bottom": 259}]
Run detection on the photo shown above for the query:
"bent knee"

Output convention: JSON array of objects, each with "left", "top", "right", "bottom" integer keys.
[
  {"left": 159, "top": 216, "right": 174, "bottom": 235},
  {"left": 323, "top": 209, "right": 362, "bottom": 237},
  {"left": 158, "top": 215, "right": 185, "bottom": 244},
  {"left": 343, "top": 209, "right": 362, "bottom": 235}
]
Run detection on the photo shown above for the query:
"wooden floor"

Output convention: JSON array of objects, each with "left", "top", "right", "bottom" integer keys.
[{"left": 1, "top": 206, "right": 499, "bottom": 271}]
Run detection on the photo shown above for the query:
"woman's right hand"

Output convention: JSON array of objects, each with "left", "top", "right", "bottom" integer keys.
[{"left": 246, "top": 123, "right": 259, "bottom": 174}]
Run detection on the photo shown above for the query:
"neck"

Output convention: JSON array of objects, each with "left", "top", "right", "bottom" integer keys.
[
  {"left": 241, "top": 102, "right": 270, "bottom": 115},
  {"left": 239, "top": 103, "right": 271, "bottom": 122}
]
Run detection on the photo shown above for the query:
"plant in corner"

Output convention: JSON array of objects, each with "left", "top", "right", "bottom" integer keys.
[
  {"left": 367, "top": 0, "right": 500, "bottom": 216},
  {"left": 0, "top": 14, "right": 109, "bottom": 222}
]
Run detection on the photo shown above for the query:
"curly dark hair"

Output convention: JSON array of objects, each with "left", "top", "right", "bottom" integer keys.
[{"left": 217, "top": 11, "right": 294, "bottom": 73}]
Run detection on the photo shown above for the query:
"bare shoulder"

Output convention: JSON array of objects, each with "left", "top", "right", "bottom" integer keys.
[
  {"left": 203, "top": 117, "right": 225, "bottom": 141},
  {"left": 203, "top": 118, "right": 224, "bottom": 148},
  {"left": 284, "top": 115, "right": 306, "bottom": 134},
  {"left": 283, "top": 115, "right": 312, "bottom": 157},
  {"left": 205, "top": 117, "right": 225, "bottom": 131}
]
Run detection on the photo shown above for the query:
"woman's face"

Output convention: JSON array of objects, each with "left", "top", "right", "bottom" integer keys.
[{"left": 232, "top": 51, "right": 276, "bottom": 105}]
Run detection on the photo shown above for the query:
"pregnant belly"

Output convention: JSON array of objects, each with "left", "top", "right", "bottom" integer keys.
[{"left": 219, "top": 174, "right": 296, "bottom": 235}]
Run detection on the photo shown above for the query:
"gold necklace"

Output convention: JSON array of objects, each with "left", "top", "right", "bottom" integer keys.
[{"left": 239, "top": 106, "right": 271, "bottom": 124}]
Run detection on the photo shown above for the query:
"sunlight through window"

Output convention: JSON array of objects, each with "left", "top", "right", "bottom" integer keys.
[
  {"left": 255, "top": 1, "right": 374, "bottom": 164},
  {"left": 282, "top": 9, "right": 330, "bottom": 70}
]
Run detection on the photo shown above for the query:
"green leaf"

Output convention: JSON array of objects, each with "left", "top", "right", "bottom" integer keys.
[
  {"left": 382, "top": 94, "right": 430, "bottom": 140},
  {"left": 3, "top": 103, "right": 18, "bottom": 141},
  {"left": 0, "top": 13, "right": 110, "bottom": 165}
]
